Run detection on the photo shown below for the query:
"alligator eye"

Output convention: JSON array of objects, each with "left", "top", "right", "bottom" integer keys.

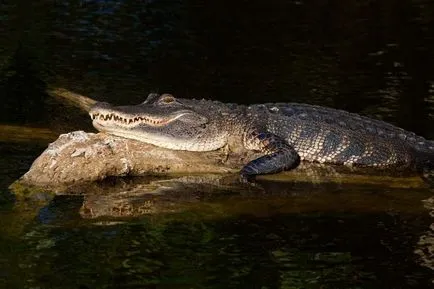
[{"left": 160, "top": 94, "right": 176, "bottom": 104}]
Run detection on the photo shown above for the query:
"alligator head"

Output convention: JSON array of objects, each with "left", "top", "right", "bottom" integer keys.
[{"left": 89, "top": 93, "right": 227, "bottom": 151}]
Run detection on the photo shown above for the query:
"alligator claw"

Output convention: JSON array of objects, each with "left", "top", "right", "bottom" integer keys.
[{"left": 239, "top": 172, "right": 256, "bottom": 184}]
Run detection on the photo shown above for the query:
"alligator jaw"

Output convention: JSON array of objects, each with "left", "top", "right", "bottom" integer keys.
[
  {"left": 90, "top": 119, "right": 178, "bottom": 145},
  {"left": 90, "top": 111, "right": 192, "bottom": 128},
  {"left": 89, "top": 112, "right": 209, "bottom": 150},
  {"left": 88, "top": 100, "right": 219, "bottom": 151}
]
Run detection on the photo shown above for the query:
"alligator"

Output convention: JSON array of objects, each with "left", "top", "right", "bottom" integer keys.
[{"left": 89, "top": 93, "right": 434, "bottom": 184}]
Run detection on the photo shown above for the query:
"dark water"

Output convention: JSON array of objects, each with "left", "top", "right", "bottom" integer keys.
[{"left": 1, "top": 1, "right": 434, "bottom": 288}]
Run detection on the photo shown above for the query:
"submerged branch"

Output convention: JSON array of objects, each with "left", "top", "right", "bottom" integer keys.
[{"left": 46, "top": 86, "right": 97, "bottom": 112}]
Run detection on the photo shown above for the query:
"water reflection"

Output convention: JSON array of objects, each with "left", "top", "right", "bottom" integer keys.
[
  {"left": 6, "top": 176, "right": 433, "bottom": 289},
  {"left": 3, "top": 173, "right": 433, "bottom": 287},
  {"left": 71, "top": 173, "right": 430, "bottom": 219},
  {"left": 416, "top": 196, "right": 434, "bottom": 275}
]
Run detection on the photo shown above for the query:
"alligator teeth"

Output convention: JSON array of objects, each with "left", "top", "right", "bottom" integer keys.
[{"left": 92, "top": 112, "right": 171, "bottom": 126}]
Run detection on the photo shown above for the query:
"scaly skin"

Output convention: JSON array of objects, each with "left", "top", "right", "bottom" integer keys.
[{"left": 89, "top": 93, "right": 434, "bottom": 183}]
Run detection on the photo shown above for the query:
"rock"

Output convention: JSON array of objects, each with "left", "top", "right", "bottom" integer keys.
[{"left": 16, "top": 131, "right": 257, "bottom": 193}]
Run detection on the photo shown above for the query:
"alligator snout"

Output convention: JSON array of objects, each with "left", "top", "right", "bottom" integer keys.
[
  {"left": 89, "top": 101, "right": 112, "bottom": 112},
  {"left": 89, "top": 101, "right": 114, "bottom": 121}
]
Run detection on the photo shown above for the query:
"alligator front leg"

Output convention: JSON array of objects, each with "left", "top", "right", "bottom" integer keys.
[{"left": 241, "top": 131, "right": 300, "bottom": 179}]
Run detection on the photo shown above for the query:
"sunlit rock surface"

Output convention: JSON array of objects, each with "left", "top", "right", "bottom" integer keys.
[{"left": 17, "top": 130, "right": 254, "bottom": 192}]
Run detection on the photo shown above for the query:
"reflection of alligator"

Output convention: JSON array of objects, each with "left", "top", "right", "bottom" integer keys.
[
  {"left": 89, "top": 93, "right": 434, "bottom": 183},
  {"left": 79, "top": 173, "right": 431, "bottom": 218}
]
